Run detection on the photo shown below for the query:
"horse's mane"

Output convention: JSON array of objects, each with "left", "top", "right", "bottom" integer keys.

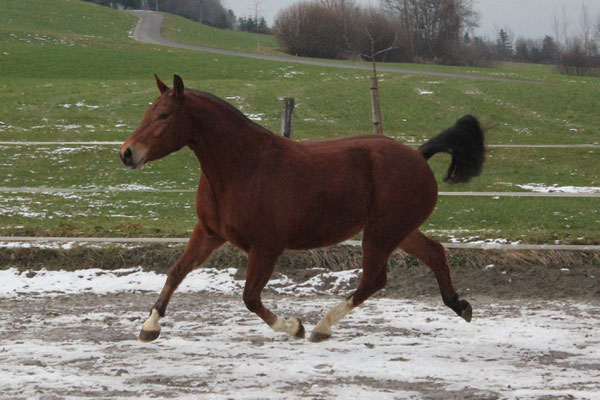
[{"left": 186, "top": 89, "right": 254, "bottom": 124}]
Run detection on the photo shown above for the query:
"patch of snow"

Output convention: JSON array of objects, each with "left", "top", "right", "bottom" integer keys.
[
  {"left": 109, "top": 183, "right": 158, "bottom": 191},
  {"left": 448, "top": 237, "right": 523, "bottom": 248},
  {"left": 59, "top": 102, "right": 99, "bottom": 110},
  {"left": 0, "top": 241, "right": 120, "bottom": 250},
  {"left": 0, "top": 267, "right": 362, "bottom": 299},
  {"left": 247, "top": 113, "right": 265, "bottom": 121},
  {"left": 516, "top": 183, "right": 600, "bottom": 194},
  {"left": 54, "top": 124, "right": 81, "bottom": 130},
  {"left": 283, "top": 71, "right": 306, "bottom": 78},
  {"left": 0, "top": 267, "right": 240, "bottom": 297},
  {"left": 417, "top": 89, "right": 434, "bottom": 95}
]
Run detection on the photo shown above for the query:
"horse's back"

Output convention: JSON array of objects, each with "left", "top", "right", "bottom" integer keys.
[
  {"left": 288, "top": 135, "right": 438, "bottom": 244},
  {"left": 300, "top": 135, "right": 435, "bottom": 192}
]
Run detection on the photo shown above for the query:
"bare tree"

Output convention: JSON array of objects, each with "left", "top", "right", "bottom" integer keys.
[
  {"left": 379, "top": 0, "right": 479, "bottom": 63},
  {"left": 553, "top": 3, "right": 600, "bottom": 76}
]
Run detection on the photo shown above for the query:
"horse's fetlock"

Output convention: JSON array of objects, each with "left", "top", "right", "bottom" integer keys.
[{"left": 442, "top": 293, "right": 460, "bottom": 308}]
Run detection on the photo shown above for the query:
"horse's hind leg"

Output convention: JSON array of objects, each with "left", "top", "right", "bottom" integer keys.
[
  {"left": 399, "top": 230, "right": 472, "bottom": 322},
  {"left": 309, "top": 240, "right": 395, "bottom": 342},
  {"left": 243, "top": 249, "right": 305, "bottom": 339},
  {"left": 139, "top": 224, "right": 224, "bottom": 342}
]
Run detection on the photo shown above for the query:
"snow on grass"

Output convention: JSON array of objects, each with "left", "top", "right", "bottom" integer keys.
[
  {"left": 246, "top": 113, "right": 265, "bottom": 121},
  {"left": 60, "top": 102, "right": 100, "bottom": 110},
  {"left": 447, "top": 237, "right": 523, "bottom": 246},
  {"left": 516, "top": 183, "right": 600, "bottom": 194},
  {"left": 417, "top": 89, "right": 434, "bottom": 95},
  {"left": 0, "top": 241, "right": 80, "bottom": 250}
]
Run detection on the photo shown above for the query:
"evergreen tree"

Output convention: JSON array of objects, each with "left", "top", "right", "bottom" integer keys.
[
  {"left": 463, "top": 32, "right": 471, "bottom": 44},
  {"left": 514, "top": 38, "right": 529, "bottom": 61},
  {"left": 541, "top": 35, "right": 559, "bottom": 63},
  {"left": 496, "top": 29, "right": 512, "bottom": 59},
  {"left": 258, "top": 17, "right": 269, "bottom": 34}
]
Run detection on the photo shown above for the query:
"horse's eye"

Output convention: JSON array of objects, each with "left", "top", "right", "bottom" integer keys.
[{"left": 159, "top": 113, "right": 169, "bottom": 120}]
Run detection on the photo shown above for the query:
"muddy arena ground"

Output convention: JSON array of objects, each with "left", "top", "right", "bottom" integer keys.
[{"left": 1, "top": 257, "right": 599, "bottom": 399}]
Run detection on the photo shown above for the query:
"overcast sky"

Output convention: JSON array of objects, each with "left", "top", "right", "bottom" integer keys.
[{"left": 222, "top": 0, "right": 600, "bottom": 40}]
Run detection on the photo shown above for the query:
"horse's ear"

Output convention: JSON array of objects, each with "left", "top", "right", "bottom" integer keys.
[
  {"left": 155, "top": 74, "right": 169, "bottom": 94},
  {"left": 173, "top": 74, "right": 185, "bottom": 100}
]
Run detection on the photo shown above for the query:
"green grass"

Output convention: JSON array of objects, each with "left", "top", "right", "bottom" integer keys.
[
  {"left": 427, "top": 196, "right": 599, "bottom": 245},
  {"left": 161, "top": 13, "right": 280, "bottom": 55},
  {"left": 1, "top": 191, "right": 597, "bottom": 245},
  {"left": 0, "top": 145, "right": 597, "bottom": 192},
  {"left": 0, "top": 0, "right": 599, "bottom": 245}
]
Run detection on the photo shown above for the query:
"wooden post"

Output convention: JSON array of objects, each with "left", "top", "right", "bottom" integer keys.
[
  {"left": 370, "top": 76, "right": 382, "bottom": 135},
  {"left": 281, "top": 97, "right": 295, "bottom": 138}
]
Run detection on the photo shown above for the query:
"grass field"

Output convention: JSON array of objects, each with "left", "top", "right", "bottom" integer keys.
[{"left": 0, "top": 0, "right": 598, "bottom": 245}]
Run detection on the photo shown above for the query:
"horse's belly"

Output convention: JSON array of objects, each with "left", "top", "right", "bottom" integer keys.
[
  {"left": 286, "top": 204, "right": 368, "bottom": 250},
  {"left": 287, "top": 226, "right": 363, "bottom": 250}
]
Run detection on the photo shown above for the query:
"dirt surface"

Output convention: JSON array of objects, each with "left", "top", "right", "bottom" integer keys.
[
  {"left": 3, "top": 243, "right": 599, "bottom": 300},
  {"left": 2, "top": 244, "right": 599, "bottom": 399},
  {"left": 1, "top": 267, "right": 600, "bottom": 399}
]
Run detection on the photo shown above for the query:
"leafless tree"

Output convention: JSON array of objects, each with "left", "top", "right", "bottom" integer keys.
[
  {"left": 379, "top": 0, "right": 479, "bottom": 63},
  {"left": 273, "top": 1, "right": 352, "bottom": 58},
  {"left": 553, "top": 3, "right": 600, "bottom": 76}
]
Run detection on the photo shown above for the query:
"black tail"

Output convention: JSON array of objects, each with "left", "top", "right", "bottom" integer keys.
[{"left": 419, "top": 115, "right": 486, "bottom": 184}]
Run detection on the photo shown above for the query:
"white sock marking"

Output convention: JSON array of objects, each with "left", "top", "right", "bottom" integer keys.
[
  {"left": 313, "top": 297, "right": 354, "bottom": 336},
  {"left": 141, "top": 308, "right": 161, "bottom": 332},
  {"left": 271, "top": 316, "right": 301, "bottom": 336}
]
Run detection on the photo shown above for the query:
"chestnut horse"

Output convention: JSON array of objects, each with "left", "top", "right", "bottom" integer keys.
[{"left": 120, "top": 75, "right": 485, "bottom": 343}]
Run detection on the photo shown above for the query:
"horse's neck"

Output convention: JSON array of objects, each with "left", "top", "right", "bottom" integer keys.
[{"left": 187, "top": 106, "right": 279, "bottom": 188}]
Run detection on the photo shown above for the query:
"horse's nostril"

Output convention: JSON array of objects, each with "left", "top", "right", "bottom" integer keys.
[{"left": 120, "top": 147, "right": 133, "bottom": 166}]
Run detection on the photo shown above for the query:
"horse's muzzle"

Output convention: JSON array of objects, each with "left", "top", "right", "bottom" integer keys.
[{"left": 119, "top": 145, "right": 145, "bottom": 170}]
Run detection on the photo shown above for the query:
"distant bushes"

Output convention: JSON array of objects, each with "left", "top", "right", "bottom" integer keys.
[
  {"left": 273, "top": 0, "right": 490, "bottom": 66},
  {"left": 273, "top": 2, "right": 353, "bottom": 59},
  {"left": 273, "top": 0, "right": 600, "bottom": 75}
]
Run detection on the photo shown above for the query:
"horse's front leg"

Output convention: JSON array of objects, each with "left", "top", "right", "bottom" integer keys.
[
  {"left": 139, "top": 225, "right": 224, "bottom": 342},
  {"left": 243, "top": 249, "right": 305, "bottom": 339}
]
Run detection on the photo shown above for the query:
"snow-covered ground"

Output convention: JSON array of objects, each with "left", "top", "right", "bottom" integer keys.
[{"left": 0, "top": 268, "right": 599, "bottom": 399}]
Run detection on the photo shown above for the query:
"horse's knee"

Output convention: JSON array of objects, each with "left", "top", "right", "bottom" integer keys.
[{"left": 243, "top": 294, "right": 262, "bottom": 313}]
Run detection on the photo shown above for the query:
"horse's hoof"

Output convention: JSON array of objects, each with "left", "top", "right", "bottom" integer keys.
[
  {"left": 139, "top": 328, "right": 161, "bottom": 343},
  {"left": 460, "top": 301, "right": 473, "bottom": 323},
  {"left": 295, "top": 319, "right": 306, "bottom": 339},
  {"left": 139, "top": 308, "right": 161, "bottom": 342},
  {"left": 309, "top": 331, "right": 331, "bottom": 343}
]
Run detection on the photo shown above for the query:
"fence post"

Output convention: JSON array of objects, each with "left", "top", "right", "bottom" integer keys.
[
  {"left": 370, "top": 77, "right": 382, "bottom": 135},
  {"left": 281, "top": 97, "right": 295, "bottom": 138}
]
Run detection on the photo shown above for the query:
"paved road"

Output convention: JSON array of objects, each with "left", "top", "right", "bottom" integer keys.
[{"left": 126, "top": 10, "right": 530, "bottom": 83}]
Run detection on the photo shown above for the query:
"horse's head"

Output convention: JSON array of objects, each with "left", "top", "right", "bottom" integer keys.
[{"left": 119, "top": 74, "right": 191, "bottom": 169}]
